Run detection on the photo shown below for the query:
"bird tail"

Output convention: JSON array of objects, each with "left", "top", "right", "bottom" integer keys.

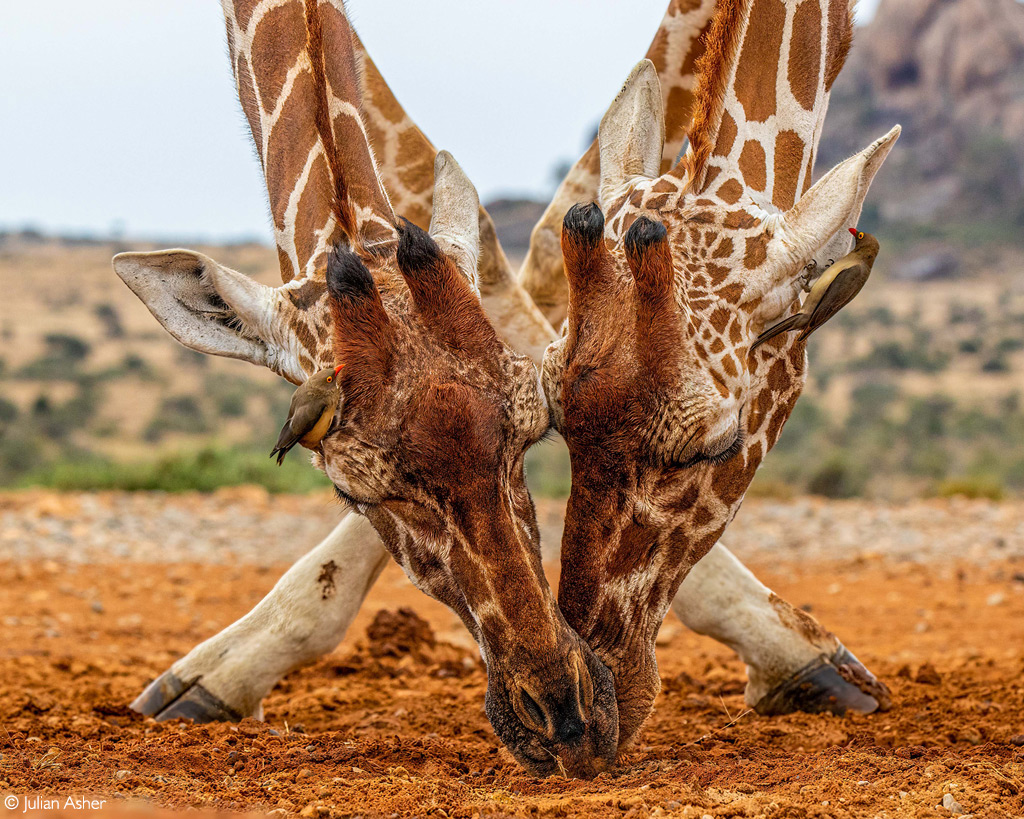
[{"left": 750, "top": 314, "right": 802, "bottom": 352}]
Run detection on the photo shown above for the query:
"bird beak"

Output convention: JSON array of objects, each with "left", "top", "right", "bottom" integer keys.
[
  {"left": 848, "top": 227, "right": 858, "bottom": 236},
  {"left": 333, "top": 364, "right": 344, "bottom": 377}
]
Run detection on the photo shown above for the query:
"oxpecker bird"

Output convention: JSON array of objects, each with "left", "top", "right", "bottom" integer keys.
[
  {"left": 271, "top": 365, "right": 344, "bottom": 465},
  {"left": 751, "top": 228, "right": 880, "bottom": 351}
]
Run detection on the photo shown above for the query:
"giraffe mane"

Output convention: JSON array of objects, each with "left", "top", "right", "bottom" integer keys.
[
  {"left": 304, "top": 0, "right": 359, "bottom": 246},
  {"left": 679, "top": 0, "right": 748, "bottom": 192}
]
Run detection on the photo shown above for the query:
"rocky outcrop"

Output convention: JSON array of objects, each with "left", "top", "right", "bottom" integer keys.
[{"left": 820, "top": 0, "right": 1024, "bottom": 240}]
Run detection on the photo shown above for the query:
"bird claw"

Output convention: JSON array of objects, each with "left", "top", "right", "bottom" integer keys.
[{"left": 799, "top": 259, "right": 818, "bottom": 292}]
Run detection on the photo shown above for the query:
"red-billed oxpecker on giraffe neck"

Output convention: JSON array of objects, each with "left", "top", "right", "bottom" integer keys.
[
  {"left": 114, "top": 0, "right": 617, "bottom": 777},
  {"left": 543, "top": 0, "right": 900, "bottom": 743}
]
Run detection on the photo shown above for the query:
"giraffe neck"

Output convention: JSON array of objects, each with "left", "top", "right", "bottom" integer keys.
[
  {"left": 679, "top": 0, "right": 854, "bottom": 211},
  {"left": 222, "top": 0, "right": 394, "bottom": 283}
]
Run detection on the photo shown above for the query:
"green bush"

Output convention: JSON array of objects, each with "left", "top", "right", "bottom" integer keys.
[
  {"left": 17, "top": 446, "right": 330, "bottom": 493},
  {"left": 934, "top": 477, "right": 1005, "bottom": 501},
  {"left": 145, "top": 395, "right": 208, "bottom": 442},
  {"left": 18, "top": 333, "right": 93, "bottom": 378},
  {"left": 807, "top": 455, "right": 866, "bottom": 499}
]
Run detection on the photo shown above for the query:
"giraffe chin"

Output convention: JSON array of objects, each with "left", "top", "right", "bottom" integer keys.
[
  {"left": 482, "top": 639, "right": 619, "bottom": 779},
  {"left": 593, "top": 641, "right": 662, "bottom": 752}
]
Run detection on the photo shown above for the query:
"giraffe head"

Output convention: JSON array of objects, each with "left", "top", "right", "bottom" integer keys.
[
  {"left": 543, "top": 13, "right": 899, "bottom": 744},
  {"left": 113, "top": 0, "right": 618, "bottom": 776}
]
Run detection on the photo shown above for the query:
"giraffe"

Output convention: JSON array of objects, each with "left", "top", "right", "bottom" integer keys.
[
  {"left": 542, "top": 0, "right": 901, "bottom": 743},
  {"left": 116, "top": 0, "right": 619, "bottom": 778},
  {"left": 127, "top": 0, "right": 891, "bottom": 755}
]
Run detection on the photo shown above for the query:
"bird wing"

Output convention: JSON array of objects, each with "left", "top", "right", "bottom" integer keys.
[
  {"left": 279, "top": 399, "right": 328, "bottom": 449},
  {"left": 800, "top": 261, "right": 870, "bottom": 338}
]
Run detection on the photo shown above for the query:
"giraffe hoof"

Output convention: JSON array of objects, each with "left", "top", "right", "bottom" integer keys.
[
  {"left": 131, "top": 670, "right": 243, "bottom": 723},
  {"left": 754, "top": 644, "right": 892, "bottom": 717}
]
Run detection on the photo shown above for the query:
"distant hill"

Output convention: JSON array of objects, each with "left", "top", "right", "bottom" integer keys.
[{"left": 819, "top": 0, "right": 1024, "bottom": 274}]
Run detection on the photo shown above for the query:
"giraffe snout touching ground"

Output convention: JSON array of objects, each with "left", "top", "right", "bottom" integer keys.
[{"left": 486, "top": 640, "right": 618, "bottom": 778}]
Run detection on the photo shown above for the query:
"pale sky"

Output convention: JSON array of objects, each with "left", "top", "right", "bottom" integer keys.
[{"left": 0, "top": 0, "right": 881, "bottom": 243}]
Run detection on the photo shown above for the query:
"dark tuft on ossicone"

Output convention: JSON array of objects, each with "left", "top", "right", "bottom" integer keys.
[
  {"left": 326, "top": 245, "right": 377, "bottom": 302},
  {"left": 562, "top": 203, "right": 605, "bottom": 243},
  {"left": 624, "top": 216, "right": 667, "bottom": 255},
  {"left": 395, "top": 217, "right": 444, "bottom": 274}
]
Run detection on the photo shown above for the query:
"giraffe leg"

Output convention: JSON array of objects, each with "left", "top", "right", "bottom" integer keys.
[
  {"left": 131, "top": 512, "right": 389, "bottom": 723},
  {"left": 671, "top": 543, "right": 891, "bottom": 716}
]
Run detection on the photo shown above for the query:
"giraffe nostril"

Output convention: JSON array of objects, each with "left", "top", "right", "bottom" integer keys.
[
  {"left": 518, "top": 688, "right": 550, "bottom": 735},
  {"left": 554, "top": 714, "right": 585, "bottom": 744}
]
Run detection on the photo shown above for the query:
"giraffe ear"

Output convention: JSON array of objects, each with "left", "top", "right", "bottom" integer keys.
[
  {"left": 773, "top": 126, "right": 900, "bottom": 268},
  {"left": 751, "top": 125, "right": 899, "bottom": 321},
  {"left": 113, "top": 249, "right": 310, "bottom": 384},
  {"left": 428, "top": 150, "right": 481, "bottom": 293},
  {"left": 598, "top": 60, "right": 665, "bottom": 208}
]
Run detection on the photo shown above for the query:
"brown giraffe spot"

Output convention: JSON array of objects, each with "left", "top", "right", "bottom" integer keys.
[
  {"left": 293, "top": 151, "right": 334, "bottom": 271},
  {"left": 716, "top": 282, "right": 745, "bottom": 304},
  {"left": 233, "top": 0, "right": 262, "bottom": 31},
  {"left": 690, "top": 299, "right": 711, "bottom": 313},
  {"left": 695, "top": 198, "right": 716, "bottom": 207},
  {"left": 687, "top": 210, "right": 717, "bottom": 225},
  {"left": 789, "top": 0, "right": 822, "bottom": 112},
  {"left": 740, "top": 143, "right": 768, "bottom": 195},
  {"left": 288, "top": 278, "right": 327, "bottom": 310},
  {"left": 709, "top": 337, "right": 726, "bottom": 354},
  {"left": 767, "top": 357, "right": 790, "bottom": 392},
  {"left": 769, "top": 594, "right": 834, "bottom": 644},
  {"left": 292, "top": 316, "right": 319, "bottom": 359},
  {"left": 644, "top": 193, "right": 673, "bottom": 211},
  {"left": 750, "top": 387, "right": 772, "bottom": 430},
  {"left": 670, "top": 0, "right": 705, "bottom": 15},
  {"left": 711, "top": 238, "right": 734, "bottom": 260},
  {"left": 250, "top": 2, "right": 306, "bottom": 108},
  {"left": 708, "top": 308, "right": 730, "bottom": 334},
  {"left": 707, "top": 263, "right": 729, "bottom": 285},
  {"left": 743, "top": 234, "right": 768, "bottom": 269},
  {"left": 647, "top": 26, "right": 669, "bottom": 69},
  {"left": 724, "top": 210, "right": 760, "bottom": 230},
  {"left": 299, "top": 353, "right": 316, "bottom": 374},
  {"left": 265, "top": 70, "right": 319, "bottom": 223},
  {"left": 652, "top": 177, "right": 679, "bottom": 194},
  {"left": 802, "top": 148, "right": 815, "bottom": 194},
  {"left": 729, "top": 317, "right": 744, "bottom": 345},
  {"left": 691, "top": 505, "right": 714, "bottom": 527},
  {"left": 713, "top": 446, "right": 751, "bottom": 504},
  {"left": 825, "top": 0, "right": 854, "bottom": 91},
  {"left": 317, "top": 560, "right": 339, "bottom": 600},
  {"left": 713, "top": 111, "right": 738, "bottom": 157},
  {"left": 720, "top": 355, "right": 738, "bottom": 378},
  {"left": 236, "top": 59, "right": 263, "bottom": 159},
  {"left": 773, "top": 130, "right": 806, "bottom": 210},
  {"left": 702, "top": 165, "right": 722, "bottom": 189},
  {"left": 664, "top": 85, "right": 696, "bottom": 148},
  {"left": 276, "top": 247, "right": 293, "bottom": 283},
  {"left": 733, "top": 0, "right": 786, "bottom": 123},
  {"left": 670, "top": 483, "right": 700, "bottom": 515},
  {"left": 716, "top": 177, "right": 744, "bottom": 204}
]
